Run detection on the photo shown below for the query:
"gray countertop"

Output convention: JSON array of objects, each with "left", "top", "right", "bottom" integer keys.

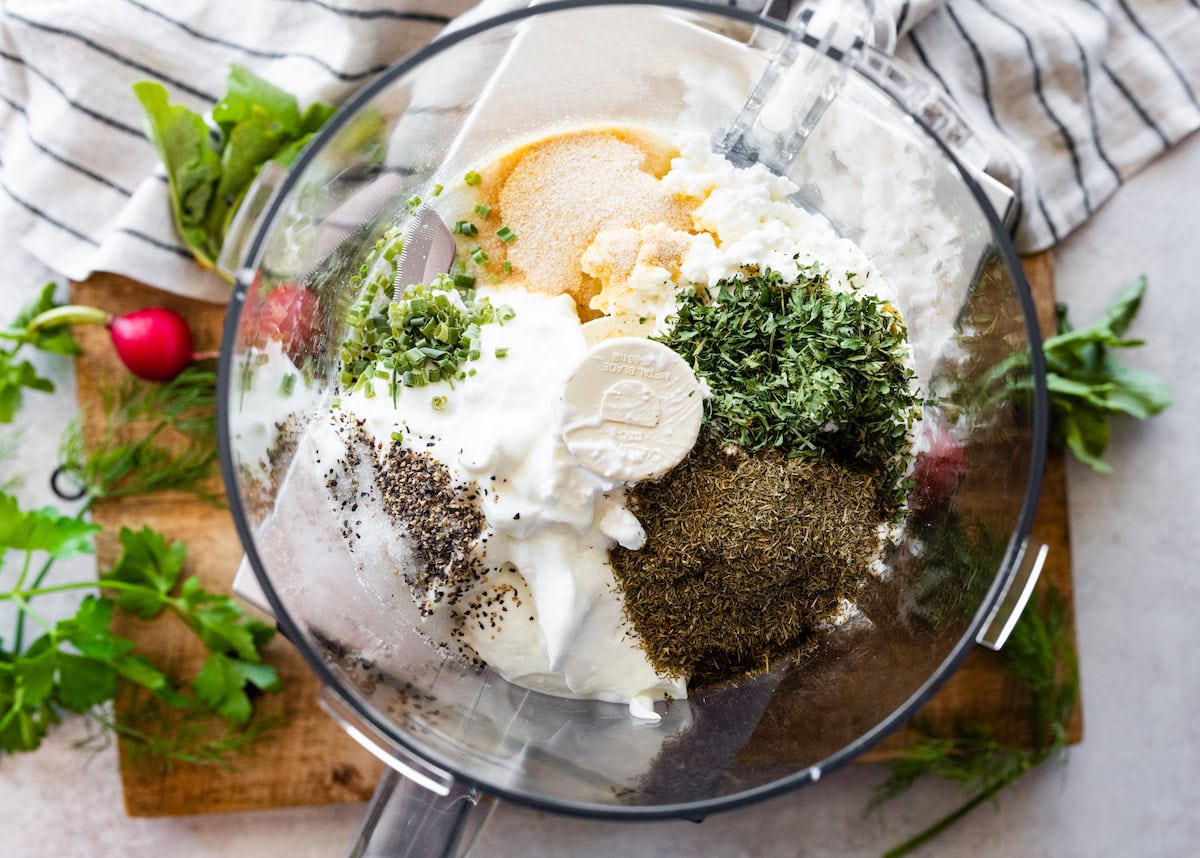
[{"left": 2, "top": 131, "right": 1198, "bottom": 858}]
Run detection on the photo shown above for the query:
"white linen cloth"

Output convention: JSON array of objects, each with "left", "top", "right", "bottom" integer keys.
[{"left": 1, "top": 0, "right": 1197, "bottom": 304}]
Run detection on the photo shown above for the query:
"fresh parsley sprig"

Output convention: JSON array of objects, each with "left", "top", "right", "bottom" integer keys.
[{"left": 0, "top": 507, "right": 279, "bottom": 754}]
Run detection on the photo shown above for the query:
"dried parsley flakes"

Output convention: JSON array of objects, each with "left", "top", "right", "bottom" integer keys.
[{"left": 656, "top": 265, "right": 920, "bottom": 481}]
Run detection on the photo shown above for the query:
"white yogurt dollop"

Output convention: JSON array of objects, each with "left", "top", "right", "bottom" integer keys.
[{"left": 335, "top": 286, "right": 684, "bottom": 710}]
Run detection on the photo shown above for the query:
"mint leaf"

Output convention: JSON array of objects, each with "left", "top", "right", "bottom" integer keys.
[
  {"left": 0, "top": 493, "right": 99, "bottom": 557},
  {"left": 1042, "top": 278, "right": 1171, "bottom": 471},
  {"left": 100, "top": 526, "right": 187, "bottom": 619}
]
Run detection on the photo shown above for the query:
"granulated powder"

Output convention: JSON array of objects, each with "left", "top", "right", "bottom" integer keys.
[{"left": 479, "top": 129, "right": 693, "bottom": 313}]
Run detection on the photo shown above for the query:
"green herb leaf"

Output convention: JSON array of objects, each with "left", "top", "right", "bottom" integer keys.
[
  {"left": 0, "top": 359, "right": 55, "bottom": 423},
  {"left": 656, "top": 266, "right": 919, "bottom": 502},
  {"left": 177, "top": 577, "right": 274, "bottom": 663},
  {"left": 300, "top": 101, "right": 337, "bottom": 135},
  {"left": 133, "top": 67, "right": 334, "bottom": 273},
  {"left": 56, "top": 653, "right": 118, "bottom": 713},
  {"left": 0, "top": 492, "right": 99, "bottom": 559},
  {"left": 56, "top": 596, "right": 133, "bottom": 660},
  {"left": 212, "top": 64, "right": 301, "bottom": 136},
  {"left": 1041, "top": 278, "right": 1170, "bottom": 471},
  {"left": 192, "top": 651, "right": 279, "bottom": 725},
  {"left": 100, "top": 527, "right": 187, "bottom": 620},
  {"left": 132, "top": 81, "right": 224, "bottom": 268}
]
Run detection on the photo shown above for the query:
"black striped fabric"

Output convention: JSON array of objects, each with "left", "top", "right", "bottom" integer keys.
[
  {"left": 0, "top": 0, "right": 1197, "bottom": 302},
  {"left": 890, "top": 0, "right": 1200, "bottom": 250}
]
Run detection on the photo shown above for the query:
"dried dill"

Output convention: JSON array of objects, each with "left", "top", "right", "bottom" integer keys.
[
  {"left": 656, "top": 265, "right": 920, "bottom": 502},
  {"left": 610, "top": 436, "right": 886, "bottom": 685}
]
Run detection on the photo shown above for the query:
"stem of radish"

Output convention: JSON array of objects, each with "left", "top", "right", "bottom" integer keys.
[{"left": 26, "top": 304, "right": 111, "bottom": 331}]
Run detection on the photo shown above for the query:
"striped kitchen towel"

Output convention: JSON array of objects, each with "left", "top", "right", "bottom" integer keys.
[{"left": 1, "top": 0, "right": 1197, "bottom": 303}]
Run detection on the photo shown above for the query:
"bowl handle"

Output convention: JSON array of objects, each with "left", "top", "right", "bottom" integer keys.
[
  {"left": 320, "top": 687, "right": 496, "bottom": 858},
  {"left": 976, "top": 537, "right": 1048, "bottom": 651}
]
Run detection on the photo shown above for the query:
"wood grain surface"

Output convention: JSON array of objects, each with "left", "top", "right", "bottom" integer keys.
[
  {"left": 71, "top": 251, "right": 1078, "bottom": 816},
  {"left": 71, "top": 275, "right": 383, "bottom": 818}
]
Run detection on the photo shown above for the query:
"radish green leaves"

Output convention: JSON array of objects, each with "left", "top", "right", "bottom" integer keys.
[{"left": 134, "top": 65, "right": 335, "bottom": 272}]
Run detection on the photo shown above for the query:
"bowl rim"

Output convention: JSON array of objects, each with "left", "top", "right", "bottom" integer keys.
[{"left": 216, "top": 0, "right": 1049, "bottom": 821}]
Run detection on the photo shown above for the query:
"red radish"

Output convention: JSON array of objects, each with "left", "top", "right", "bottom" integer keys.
[
  {"left": 26, "top": 304, "right": 202, "bottom": 382},
  {"left": 108, "top": 308, "right": 195, "bottom": 381},
  {"left": 243, "top": 282, "right": 321, "bottom": 362},
  {"left": 909, "top": 425, "right": 968, "bottom": 513}
]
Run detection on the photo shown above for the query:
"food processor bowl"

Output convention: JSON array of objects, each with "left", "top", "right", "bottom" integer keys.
[{"left": 216, "top": 2, "right": 1048, "bottom": 855}]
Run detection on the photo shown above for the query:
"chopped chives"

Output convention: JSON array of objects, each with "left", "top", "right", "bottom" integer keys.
[
  {"left": 496, "top": 226, "right": 517, "bottom": 244},
  {"left": 432, "top": 183, "right": 444, "bottom": 197},
  {"left": 502, "top": 260, "right": 512, "bottom": 275},
  {"left": 280, "top": 373, "right": 297, "bottom": 396},
  {"left": 338, "top": 279, "right": 515, "bottom": 397},
  {"left": 474, "top": 203, "right": 491, "bottom": 218},
  {"left": 471, "top": 247, "right": 489, "bottom": 265},
  {"left": 464, "top": 170, "right": 482, "bottom": 186},
  {"left": 407, "top": 194, "right": 421, "bottom": 209},
  {"left": 431, "top": 395, "right": 448, "bottom": 410},
  {"left": 453, "top": 221, "right": 478, "bottom": 236},
  {"left": 391, "top": 431, "right": 404, "bottom": 443},
  {"left": 495, "top": 347, "right": 509, "bottom": 358}
]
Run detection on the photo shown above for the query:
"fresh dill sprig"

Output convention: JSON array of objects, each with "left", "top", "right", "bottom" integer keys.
[
  {"left": 58, "top": 362, "right": 220, "bottom": 502},
  {"left": 871, "top": 586, "right": 1079, "bottom": 857},
  {"left": 78, "top": 697, "right": 289, "bottom": 773}
]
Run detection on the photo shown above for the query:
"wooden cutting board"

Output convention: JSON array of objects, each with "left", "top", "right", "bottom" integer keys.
[{"left": 71, "top": 252, "right": 1079, "bottom": 816}]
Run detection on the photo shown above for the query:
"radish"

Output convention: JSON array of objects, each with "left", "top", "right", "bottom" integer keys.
[
  {"left": 26, "top": 304, "right": 203, "bottom": 382},
  {"left": 241, "top": 282, "right": 321, "bottom": 362},
  {"left": 909, "top": 425, "right": 968, "bottom": 513}
]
